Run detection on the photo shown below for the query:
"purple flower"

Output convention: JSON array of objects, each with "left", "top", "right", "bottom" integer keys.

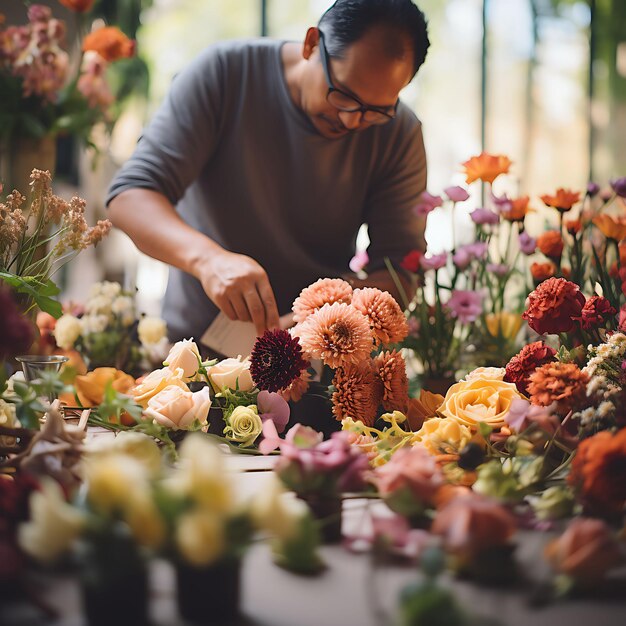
[
  {"left": 587, "top": 182, "right": 600, "bottom": 197},
  {"left": 504, "top": 398, "right": 531, "bottom": 432},
  {"left": 349, "top": 250, "right": 369, "bottom": 273},
  {"left": 257, "top": 390, "right": 290, "bottom": 434},
  {"left": 444, "top": 186, "right": 470, "bottom": 202},
  {"left": 491, "top": 193, "right": 512, "bottom": 214},
  {"left": 452, "top": 247, "right": 472, "bottom": 269},
  {"left": 470, "top": 207, "right": 499, "bottom": 225},
  {"left": 464, "top": 241, "right": 488, "bottom": 259},
  {"left": 414, "top": 191, "right": 443, "bottom": 216},
  {"left": 518, "top": 231, "right": 536, "bottom": 255},
  {"left": 610, "top": 177, "right": 626, "bottom": 198},
  {"left": 487, "top": 263, "right": 508, "bottom": 277},
  {"left": 420, "top": 252, "right": 448, "bottom": 271},
  {"left": 445, "top": 290, "right": 482, "bottom": 324}
]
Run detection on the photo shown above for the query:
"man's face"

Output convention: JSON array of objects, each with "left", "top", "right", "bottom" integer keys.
[{"left": 300, "top": 26, "right": 414, "bottom": 139}]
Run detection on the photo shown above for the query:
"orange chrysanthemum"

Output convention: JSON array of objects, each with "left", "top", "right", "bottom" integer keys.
[
  {"left": 278, "top": 369, "right": 311, "bottom": 403},
  {"left": 526, "top": 361, "right": 589, "bottom": 415},
  {"left": 593, "top": 214, "right": 626, "bottom": 242},
  {"left": 540, "top": 188, "right": 581, "bottom": 212},
  {"left": 530, "top": 261, "right": 557, "bottom": 284},
  {"left": 59, "top": 0, "right": 95, "bottom": 12},
  {"left": 536, "top": 230, "right": 564, "bottom": 261},
  {"left": 462, "top": 152, "right": 512, "bottom": 185},
  {"left": 83, "top": 26, "right": 135, "bottom": 62},
  {"left": 350, "top": 287, "right": 409, "bottom": 346},
  {"left": 296, "top": 302, "right": 372, "bottom": 368},
  {"left": 374, "top": 350, "right": 409, "bottom": 413},
  {"left": 292, "top": 278, "right": 353, "bottom": 323},
  {"left": 569, "top": 427, "right": 626, "bottom": 517},
  {"left": 331, "top": 362, "right": 383, "bottom": 426},
  {"left": 500, "top": 195, "right": 534, "bottom": 222}
]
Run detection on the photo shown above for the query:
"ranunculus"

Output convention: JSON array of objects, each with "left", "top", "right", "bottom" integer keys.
[
  {"left": 73, "top": 367, "right": 135, "bottom": 407},
  {"left": 530, "top": 261, "right": 556, "bottom": 284},
  {"left": 131, "top": 367, "right": 188, "bottom": 407},
  {"left": 82, "top": 26, "right": 135, "bottom": 62},
  {"left": 536, "top": 230, "right": 564, "bottom": 260},
  {"left": 518, "top": 231, "right": 536, "bottom": 255},
  {"left": 413, "top": 191, "right": 443, "bottom": 216},
  {"left": 440, "top": 376, "right": 523, "bottom": 431},
  {"left": 208, "top": 356, "right": 255, "bottom": 391},
  {"left": 540, "top": 188, "right": 581, "bottom": 212},
  {"left": 545, "top": 518, "right": 623, "bottom": 586},
  {"left": 53, "top": 314, "right": 81, "bottom": 350},
  {"left": 145, "top": 385, "right": 211, "bottom": 430},
  {"left": 138, "top": 316, "right": 167, "bottom": 346},
  {"left": 470, "top": 207, "right": 499, "bottom": 225},
  {"left": 420, "top": 252, "right": 448, "bottom": 271},
  {"left": 413, "top": 417, "right": 473, "bottom": 455},
  {"left": 444, "top": 186, "right": 469, "bottom": 202},
  {"left": 224, "top": 405, "right": 263, "bottom": 447},
  {"left": 462, "top": 152, "right": 512, "bottom": 185},
  {"left": 504, "top": 341, "right": 557, "bottom": 394},
  {"left": 164, "top": 339, "right": 201, "bottom": 382},
  {"left": 400, "top": 250, "right": 423, "bottom": 273},
  {"left": 577, "top": 295, "right": 617, "bottom": 330},
  {"left": 522, "top": 277, "right": 586, "bottom": 335}
]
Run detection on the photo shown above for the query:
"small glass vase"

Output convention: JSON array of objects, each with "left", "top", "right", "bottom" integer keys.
[
  {"left": 176, "top": 557, "right": 241, "bottom": 623},
  {"left": 15, "top": 355, "right": 68, "bottom": 402},
  {"left": 298, "top": 494, "right": 343, "bottom": 544}
]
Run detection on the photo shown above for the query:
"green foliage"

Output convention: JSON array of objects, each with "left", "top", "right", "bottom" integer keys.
[
  {"left": 271, "top": 514, "right": 325, "bottom": 575},
  {"left": 0, "top": 273, "right": 62, "bottom": 318}
]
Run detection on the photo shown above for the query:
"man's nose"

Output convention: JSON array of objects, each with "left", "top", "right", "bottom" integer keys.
[{"left": 338, "top": 110, "right": 363, "bottom": 130}]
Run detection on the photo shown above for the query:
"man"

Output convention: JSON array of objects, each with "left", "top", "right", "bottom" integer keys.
[{"left": 107, "top": 0, "right": 430, "bottom": 343}]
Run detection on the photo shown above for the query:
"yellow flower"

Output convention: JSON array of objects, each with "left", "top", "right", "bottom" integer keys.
[
  {"left": 412, "top": 417, "right": 473, "bottom": 455},
  {"left": 137, "top": 316, "right": 167, "bottom": 346},
  {"left": 87, "top": 431, "right": 162, "bottom": 476},
  {"left": 176, "top": 510, "right": 225, "bottom": 567},
  {"left": 440, "top": 377, "right": 523, "bottom": 431},
  {"left": 485, "top": 312, "right": 523, "bottom": 341},
  {"left": 131, "top": 366, "right": 189, "bottom": 408},
  {"left": 0, "top": 399, "right": 19, "bottom": 448},
  {"left": 224, "top": 405, "right": 262, "bottom": 448},
  {"left": 463, "top": 367, "right": 506, "bottom": 382},
  {"left": 54, "top": 313, "right": 82, "bottom": 349}
]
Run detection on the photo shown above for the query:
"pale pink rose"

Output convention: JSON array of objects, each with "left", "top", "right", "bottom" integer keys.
[
  {"left": 144, "top": 385, "right": 211, "bottom": 430},
  {"left": 208, "top": 356, "right": 254, "bottom": 391},
  {"left": 164, "top": 339, "right": 201, "bottom": 382},
  {"left": 545, "top": 518, "right": 624, "bottom": 585}
]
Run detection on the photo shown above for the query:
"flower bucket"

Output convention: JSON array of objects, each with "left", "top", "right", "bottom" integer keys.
[{"left": 298, "top": 495, "right": 343, "bottom": 544}]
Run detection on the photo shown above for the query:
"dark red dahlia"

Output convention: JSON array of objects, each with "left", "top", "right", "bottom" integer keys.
[
  {"left": 577, "top": 295, "right": 617, "bottom": 330},
  {"left": 0, "top": 286, "right": 34, "bottom": 360},
  {"left": 250, "top": 329, "right": 309, "bottom": 393},
  {"left": 504, "top": 340, "right": 557, "bottom": 395}
]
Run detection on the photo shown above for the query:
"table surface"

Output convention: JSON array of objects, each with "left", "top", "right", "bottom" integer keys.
[{"left": 3, "top": 444, "right": 626, "bottom": 626}]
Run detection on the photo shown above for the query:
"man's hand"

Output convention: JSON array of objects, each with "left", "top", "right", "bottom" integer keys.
[{"left": 199, "top": 249, "right": 280, "bottom": 336}]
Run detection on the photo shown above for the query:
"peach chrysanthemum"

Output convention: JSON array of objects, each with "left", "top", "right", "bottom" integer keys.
[
  {"left": 296, "top": 302, "right": 373, "bottom": 368},
  {"left": 332, "top": 362, "right": 383, "bottom": 426},
  {"left": 527, "top": 361, "right": 589, "bottom": 415},
  {"left": 292, "top": 278, "right": 353, "bottom": 323},
  {"left": 374, "top": 350, "right": 409, "bottom": 413},
  {"left": 278, "top": 369, "right": 312, "bottom": 403},
  {"left": 351, "top": 288, "right": 409, "bottom": 346}
]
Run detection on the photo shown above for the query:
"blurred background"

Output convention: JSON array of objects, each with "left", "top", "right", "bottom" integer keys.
[{"left": 2, "top": 0, "right": 625, "bottom": 314}]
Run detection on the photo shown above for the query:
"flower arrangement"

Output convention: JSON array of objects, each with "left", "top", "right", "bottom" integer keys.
[{"left": 0, "top": 3, "right": 135, "bottom": 148}]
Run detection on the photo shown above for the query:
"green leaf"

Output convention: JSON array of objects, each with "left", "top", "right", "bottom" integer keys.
[{"left": 0, "top": 273, "right": 62, "bottom": 317}]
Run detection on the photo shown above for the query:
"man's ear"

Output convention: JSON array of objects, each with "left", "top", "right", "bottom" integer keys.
[{"left": 302, "top": 27, "right": 320, "bottom": 60}]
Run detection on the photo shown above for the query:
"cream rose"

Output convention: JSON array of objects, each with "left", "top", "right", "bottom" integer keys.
[
  {"left": 131, "top": 366, "right": 188, "bottom": 408},
  {"left": 224, "top": 405, "right": 262, "bottom": 447},
  {"left": 462, "top": 367, "right": 506, "bottom": 382},
  {"left": 145, "top": 385, "right": 211, "bottom": 430},
  {"left": 164, "top": 339, "right": 201, "bottom": 382},
  {"left": 440, "top": 377, "right": 523, "bottom": 431},
  {"left": 138, "top": 316, "right": 167, "bottom": 346},
  {"left": 54, "top": 313, "right": 82, "bottom": 350},
  {"left": 0, "top": 399, "right": 19, "bottom": 447},
  {"left": 207, "top": 356, "right": 254, "bottom": 392},
  {"left": 413, "top": 417, "right": 473, "bottom": 455},
  {"left": 18, "top": 479, "right": 85, "bottom": 563}
]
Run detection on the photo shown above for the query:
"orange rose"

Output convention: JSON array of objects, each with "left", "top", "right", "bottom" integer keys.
[
  {"left": 593, "top": 214, "right": 626, "bottom": 241},
  {"left": 73, "top": 367, "right": 135, "bottom": 407},
  {"left": 83, "top": 26, "right": 135, "bottom": 62},
  {"left": 405, "top": 389, "right": 444, "bottom": 431},
  {"left": 462, "top": 152, "right": 512, "bottom": 185},
  {"left": 501, "top": 196, "right": 533, "bottom": 222},
  {"left": 536, "top": 230, "right": 564, "bottom": 260},
  {"left": 59, "top": 0, "right": 95, "bottom": 12},
  {"left": 530, "top": 261, "right": 556, "bottom": 284},
  {"left": 540, "top": 188, "right": 581, "bottom": 212}
]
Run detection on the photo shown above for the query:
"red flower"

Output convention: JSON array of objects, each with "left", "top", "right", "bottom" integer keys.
[
  {"left": 577, "top": 296, "right": 617, "bottom": 330},
  {"left": 522, "top": 277, "right": 586, "bottom": 335},
  {"left": 504, "top": 341, "right": 557, "bottom": 395},
  {"left": 0, "top": 286, "right": 34, "bottom": 360},
  {"left": 536, "top": 230, "right": 564, "bottom": 261},
  {"left": 400, "top": 250, "right": 423, "bottom": 273}
]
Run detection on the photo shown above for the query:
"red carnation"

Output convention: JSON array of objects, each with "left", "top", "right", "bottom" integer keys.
[
  {"left": 577, "top": 296, "right": 617, "bottom": 330},
  {"left": 400, "top": 250, "right": 423, "bottom": 273},
  {"left": 504, "top": 341, "right": 557, "bottom": 394},
  {"left": 522, "top": 277, "right": 586, "bottom": 335}
]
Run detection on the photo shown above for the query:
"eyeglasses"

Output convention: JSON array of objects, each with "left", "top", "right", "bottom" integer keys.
[{"left": 318, "top": 30, "right": 398, "bottom": 125}]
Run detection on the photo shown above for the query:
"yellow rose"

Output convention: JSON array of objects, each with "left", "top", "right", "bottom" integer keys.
[
  {"left": 176, "top": 510, "right": 225, "bottom": 567},
  {"left": 412, "top": 417, "right": 473, "bottom": 455},
  {"left": 164, "top": 339, "right": 201, "bottom": 382},
  {"left": 440, "top": 377, "right": 523, "bottom": 431},
  {"left": 207, "top": 356, "right": 254, "bottom": 392},
  {"left": 144, "top": 385, "right": 211, "bottom": 430},
  {"left": 137, "top": 316, "right": 167, "bottom": 346},
  {"left": 224, "top": 405, "right": 262, "bottom": 447},
  {"left": 131, "top": 366, "right": 188, "bottom": 408}
]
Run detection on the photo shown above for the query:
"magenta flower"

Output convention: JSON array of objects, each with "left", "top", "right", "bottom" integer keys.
[
  {"left": 257, "top": 390, "right": 290, "bottom": 434},
  {"left": 446, "top": 290, "right": 482, "bottom": 323},
  {"left": 491, "top": 193, "right": 513, "bottom": 214},
  {"left": 413, "top": 191, "right": 443, "bottom": 216},
  {"left": 470, "top": 207, "right": 499, "bottom": 226},
  {"left": 349, "top": 250, "right": 369, "bottom": 273},
  {"left": 444, "top": 186, "right": 470, "bottom": 202},
  {"left": 504, "top": 398, "right": 559, "bottom": 434},
  {"left": 518, "top": 231, "right": 536, "bottom": 255},
  {"left": 586, "top": 182, "right": 600, "bottom": 197},
  {"left": 452, "top": 247, "right": 472, "bottom": 269},
  {"left": 487, "top": 263, "right": 508, "bottom": 277},
  {"left": 610, "top": 177, "right": 626, "bottom": 198},
  {"left": 420, "top": 252, "right": 448, "bottom": 271},
  {"left": 465, "top": 241, "right": 488, "bottom": 259}
]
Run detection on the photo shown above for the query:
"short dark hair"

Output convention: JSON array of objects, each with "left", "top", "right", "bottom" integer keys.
[{"left": 318, "top": 0, "right": 430, "bottom": 77}]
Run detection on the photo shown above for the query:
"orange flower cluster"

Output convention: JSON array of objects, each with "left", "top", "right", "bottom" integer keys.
[
  {"left": 331, "top": 362, "right": 382, "bottom": 427},
  {"left": 500, "top": 195, "right": 533, "bottom": 222},
  {"left": 540, "top": 188, "right": 580, "bottom": 212},
  {"left": 462, "top": 152, "right": 512, "bottom": 185},
  {"left": 527, "top": 361, "right": 589, "bottom": 415},
  {"left": 83, "top": 26, "right": 135, "bottom": 62},
  {"left": 568, "top": 427, "right": 626, "bottom": 517},
  {"left": 536, "top": 230, "right": 564, "bottom": 261},
  {"left": 504, "top": 340, "right": 556, "bottom": 394},
  {"left": 530, "top": 261, "right": 556, "bottom": 284}
]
